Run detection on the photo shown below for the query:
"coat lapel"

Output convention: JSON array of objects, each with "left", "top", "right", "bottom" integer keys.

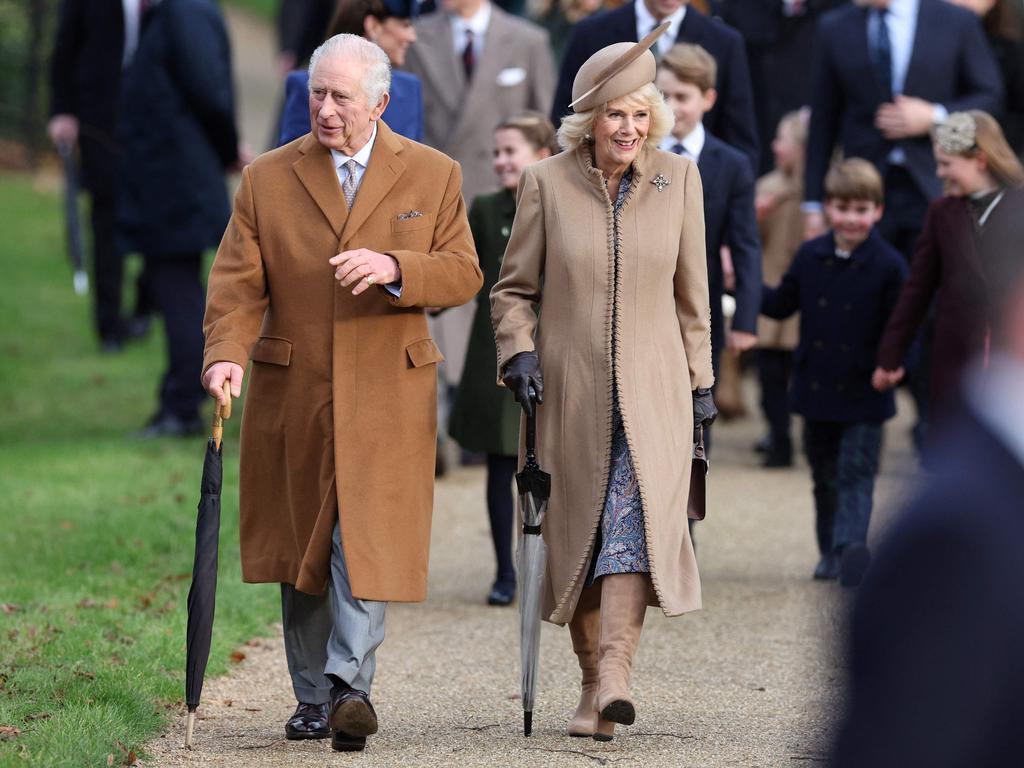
[
  {"left": 413, "top": 14, "right": 465, "bottom": 115},
  {"left": 455, "top": 9, "right": 512, "bottom": 139},
  {"left": 293, "top": 134, "right": 347, "bottom": 237},
  {"left": 339, "top": 121, "right": 406, "bottom": 247}
]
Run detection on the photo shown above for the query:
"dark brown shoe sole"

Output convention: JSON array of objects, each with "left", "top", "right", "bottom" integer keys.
[
  {"left": 330, "top": 699, "right": 379, "bottom": 736},
  {"left": 331, "top": 731, "right": 367, "bottom": 752},
  {"left": 601, "top": 699, "right": 635, "bottom": 725}
]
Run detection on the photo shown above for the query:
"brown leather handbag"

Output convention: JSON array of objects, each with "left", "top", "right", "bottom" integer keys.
[{"left": 687, "top": 426, "right": 709, "bottom": 521}]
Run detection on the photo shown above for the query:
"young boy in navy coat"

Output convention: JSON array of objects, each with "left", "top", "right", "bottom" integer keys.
[
  {"left": 762, "top": 159, "right": 907, "bottom": 587},
  {"left": 656, "top": 44, "right": 762, "bottom": 380}
]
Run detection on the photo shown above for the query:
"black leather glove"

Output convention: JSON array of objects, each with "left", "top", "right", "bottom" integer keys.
[
  {"left": 502, "top": 351, "right": 543, "bottom": 417},
  {"left": 693, "top": 387, "right": 717, "bottom": 441}
]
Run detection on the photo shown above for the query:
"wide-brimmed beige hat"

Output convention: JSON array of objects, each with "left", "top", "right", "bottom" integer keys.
[{"left": 568, "top": 21, "right": 671, "bottom": 113}]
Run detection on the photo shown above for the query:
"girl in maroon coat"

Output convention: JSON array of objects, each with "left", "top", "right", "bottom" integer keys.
[{"left": 874, "top": 111, "right": 1024, "bottom": 425}]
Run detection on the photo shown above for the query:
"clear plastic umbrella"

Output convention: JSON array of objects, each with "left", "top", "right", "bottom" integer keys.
[{"left": 516, "top": 399, "right": 550, "bottom": 737}]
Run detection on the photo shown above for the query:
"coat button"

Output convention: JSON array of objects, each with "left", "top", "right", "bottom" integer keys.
[
  {"left": 810, "top": 381, "right": 820, "bottom": 391},
  {"left": 844, "top": 303, "right": 852, "bottom": 311},
  {"left": 840, "top": 343, "right": 850, "bottom": 352},
  {"left": 837, "top": 383, "right": 846, "bottom": 393},
  {"left": 814, "top": 339, "right": 824, "bottom": 349},
  {"left": 818, "top": 297, "right": 828, "bottom": 308},
  {"left": 825, "top": 258, "right": 835, "bottom": 267}
]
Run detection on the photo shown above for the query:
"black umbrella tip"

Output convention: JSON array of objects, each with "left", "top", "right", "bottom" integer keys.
[{"left": 524, "top": 711, "right": 532, "bottom": 737}]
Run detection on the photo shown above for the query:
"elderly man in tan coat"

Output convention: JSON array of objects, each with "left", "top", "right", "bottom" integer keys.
[{"left": 202, "top": 34, "right": 481, "bottom": 753}]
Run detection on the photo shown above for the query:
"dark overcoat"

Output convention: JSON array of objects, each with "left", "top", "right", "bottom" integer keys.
[
  {"left": 761, "top": 229, "right": 906, "bottom": 423},
  {"left": 878, "top": 191, "right": 1024, "bottom": 417},
  {"left": 448, "top": 188, "right": 521, "bottom": 457},
  {"left": 116, "top": 0, "right": 238, "bottom": 258}
]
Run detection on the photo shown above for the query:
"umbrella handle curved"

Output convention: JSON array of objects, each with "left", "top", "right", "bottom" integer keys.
[{"left": 212, "top": 381, "right": 233, "bottom": 450}]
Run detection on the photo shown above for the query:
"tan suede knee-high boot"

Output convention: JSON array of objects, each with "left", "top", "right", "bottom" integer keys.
[
  {"left": 596, "top": 573, "right": 649, "bottom": 726},
  {"left": 567, "top": 585, "right": 616, "bottom": 740}
]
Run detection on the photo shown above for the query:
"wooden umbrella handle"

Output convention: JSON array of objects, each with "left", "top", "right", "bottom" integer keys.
[{"left": 211, "top": 380, "right": 233, "bottom": 449}]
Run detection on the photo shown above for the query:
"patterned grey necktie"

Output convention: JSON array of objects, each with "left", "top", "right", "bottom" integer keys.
[{"left": 342, "top": 159, "right": 360, "bottom": 209}]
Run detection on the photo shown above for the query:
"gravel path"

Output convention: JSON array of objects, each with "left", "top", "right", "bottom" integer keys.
[{"left": 144, "top": 386, "right": 920, "bottom": 767}]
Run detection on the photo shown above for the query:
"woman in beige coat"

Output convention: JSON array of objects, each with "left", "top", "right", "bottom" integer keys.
[{"left": 490, "top": 26, "right": 716, "bottom": 742}]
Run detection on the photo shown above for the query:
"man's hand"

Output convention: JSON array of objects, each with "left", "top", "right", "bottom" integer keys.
[
  {"left": 330, "top": 248, "right": 401, "bottom": 296},
  {"left": 203, "top": 362, "right": 244, "bottom": 406},
  {"left": 720, "top": 245, "right": 735, "bottom": 292},
  {"left": 47, "top": 114, "right": 79, "bottom": 148},
  {"left": 277, "top": 51, "right": 297, "bottom": 80},
  {"left": 728, "top": 330, "right": 758, "bottom": 353},
  {"left": 229, "top": 142, "right": 256, "bottom": 172},
  {"left": 871, "top": 366, "right": 905, "bottom": 392},
  {"left": 875, "top": 95, "right": 936, "bottom": 140},
  {"left": 803, "top": 210, "right": 826, "bottom": 241}
]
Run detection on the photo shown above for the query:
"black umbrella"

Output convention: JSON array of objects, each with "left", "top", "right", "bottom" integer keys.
[
  {"left": 56, "top": 141, "right": 89, "bottom": 296},
  {"left": 516, "top": 395, "right": 550, "bottom": 737},
  {"left": 185, "top": 382, "right": 232, "bottom": 748}
]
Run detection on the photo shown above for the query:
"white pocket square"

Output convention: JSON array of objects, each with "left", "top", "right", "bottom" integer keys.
[{"left": 496, "top": 67, "right": 527, "bottom": 87}]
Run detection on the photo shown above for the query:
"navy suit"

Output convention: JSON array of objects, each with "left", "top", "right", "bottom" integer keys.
[
  {"left": 761, "top": 230, "right": 906, "bottom": 423},
  {"left": 278, "top": 69, "right": 424, "bottom": 146},
  {"left": 806, "top": 0, "right": 1003, "bottom": 209},
  {"left": 696, "top": 133, "right": 761, "bottom": 372},
  {"left": 834, "top": 404, "right": 1024, "bottom": 767},
  {"left": 553, "top": 4, "right": 759, "bottom": 173}
]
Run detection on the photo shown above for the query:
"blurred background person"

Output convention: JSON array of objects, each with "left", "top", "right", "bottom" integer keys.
[
  {"left": 552, "top": 0, "right": 760, "bottom": 174},
  {"left": 717, "top": 0, "right": 845, "bottom": 175},
  {"left": 533, "top": 0, "right": 605, "bottom": 65},
  {"left": 753, "top": 108, "right": 808, "bottom": 468},
  {"left": 277, "top": 0, "right": 335, "bottom": 78},
  {"left": 117, "top": 0, "right": 243, "bottom": 437},
  {"left": 48, "top": 0, "right": 151, "bottom": 353},
  {"left": 947, "top": 0, "right": 1024, "bottom": 158},
  {"left": 762, "top": 160, "right": 907, "bottom": 585},
  {"left": 447, "top": 112, "right": 557, "bottom": 607},
  {"left": 278, "top": 0, "right": 423, "bottom": 146},
  {"left": 804, "top": 0, "right": 1004, "bottom": 451},
  {"left": 832, "top": 171, "right": 1024, "bottom": 767},
  {"left": 873, "top": 111, "right": 1024, "bottom": 427},
  {"left": 491, "top": 29, "right": 716, "bottom": 740},
  {"left": 404, "top": 0, "right": 556, "bottom": 460}
]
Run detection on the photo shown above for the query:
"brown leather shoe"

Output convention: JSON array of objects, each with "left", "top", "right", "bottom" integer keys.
[
  {"left": 331, "top": 729, "right": 367, "bottom": 752},
  {"left": 329, "top": 682, "right": 378, "bottom": 737},
  {"left": 284, "top": 702, "right": 330, "bottom": 740}
]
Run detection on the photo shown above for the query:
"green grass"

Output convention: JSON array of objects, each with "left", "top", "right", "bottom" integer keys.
[
  {"left": 226, "top": 0, "right": 277, "bottom": 21},
  {"left": 0, "top": 175, "right": 278, "bottom": 767}
]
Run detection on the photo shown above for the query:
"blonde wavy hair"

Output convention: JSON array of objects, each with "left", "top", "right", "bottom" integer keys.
[{"left": 556, "top": 82, "right": 674, "bottom": 153}]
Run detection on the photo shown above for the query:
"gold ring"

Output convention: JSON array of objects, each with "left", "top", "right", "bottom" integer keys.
[{"left": 366, "top": 274, "right": 376, "bottom": 286}]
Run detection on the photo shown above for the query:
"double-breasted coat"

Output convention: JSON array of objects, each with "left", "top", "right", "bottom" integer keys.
[
  {"left": 203, "top": 121, "right": 482, "bottom": 602},
  {"left": 490, "top": 144, "right": 714, "bottom": 624}
]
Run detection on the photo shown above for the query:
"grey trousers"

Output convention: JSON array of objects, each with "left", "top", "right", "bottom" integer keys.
[{"left": 281, "top": 522, "right": 387, "bottom": 704}]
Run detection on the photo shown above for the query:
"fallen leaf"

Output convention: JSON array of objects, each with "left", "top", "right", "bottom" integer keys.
[
  {"left": 107, "top": 754, "right": 114, "bottom": 766},
  {"left": 124, "top": 750, "right": 139, "bottom": 766},
  {"left": 0, "top": 604, "right": 20, "bottom": 614},
  {"left": 229, "top": 651, "right": 246, "bottom": 664},
  {"left": 105, "top": 599, "right": 119, "bottom": 610},
  {"left": 0, "top": 725, "right": 20, "bottom": 739},
  {"left": 77, "top": 599, "right": 97, "bottom": 609},
  {"left": 223, "top": 699, "right": 233, "bottom": 707},
  {"left": 74, "top": 669, "right": 96, "bottom": 680},
  {"left": 59, "top": 521, "right": 77, "bottom": 531},
  {"left": 173, "top": 493, "right": 186, "bottom": 504}
]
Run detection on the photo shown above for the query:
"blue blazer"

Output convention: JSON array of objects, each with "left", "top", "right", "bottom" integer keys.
[
  {"left": 552, "top": 4, "right": 759, "bottom": 173},
  {"left": 696, "top": 132, "right": 761, "bottom": 362},
  {"left": 806, "top": 0, "right": 1003, "bottom": 203},
  {"left": 761, "top": 230, "right": 907, "bottom": 423},
  {"left": 278, "top": 68, "right": 424, "bottom": 146}
]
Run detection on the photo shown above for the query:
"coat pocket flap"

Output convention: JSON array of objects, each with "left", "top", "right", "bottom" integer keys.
[
  {"left": 391, "top": 213, "right": 434, "bottom": 234},
  {"left": 406, "top": 338, "right": 444, "bottom": 368},
  {"left": 251, "top": 336, "right": 293, "bottom": 366}
]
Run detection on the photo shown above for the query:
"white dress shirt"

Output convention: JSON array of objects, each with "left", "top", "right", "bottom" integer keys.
[
  {"left": 634, "top": 0, "right": 685, "bottom": 57},
  {"left": 122, "top": 0, "right": 143, "bottom": 68},
  {"left": 450, "top": 2, "right": 492, "bottom": 60},
  {"left": 660, "top": 122, "right": 705, "bottom": 163},
  {"left": 328, "top": 123, "right": 402, "bottom": 296}
]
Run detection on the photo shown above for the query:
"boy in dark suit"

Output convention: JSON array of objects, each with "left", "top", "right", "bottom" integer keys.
[
  {"left": 762, "top": 159, "right": 907, "bottom": 586},
  {"left": 656, "top": 44, "right": 761, "bottom": 379}
]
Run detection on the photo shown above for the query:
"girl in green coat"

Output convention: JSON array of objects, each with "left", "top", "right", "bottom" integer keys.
[{"left": 448, "top": 113, "right": 557, "bottom": 606}]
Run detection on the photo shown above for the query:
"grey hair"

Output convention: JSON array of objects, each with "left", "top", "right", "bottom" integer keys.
[
  {"left": 556, "top": 83, "right": 674, "bottom": 152},
  {"left": 308, "top": 34, "right": 392, "bottom": 107}
]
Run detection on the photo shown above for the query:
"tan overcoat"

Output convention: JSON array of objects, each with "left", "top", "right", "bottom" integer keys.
[
  {"left": 490, "top": 144, "right": 714, "bottom": 625},
  {"left": 755, "top": 169, "right": 802, "bottom": 350},
  {"left": 203, "top": 121, "right": 482, "bottom": 602}
]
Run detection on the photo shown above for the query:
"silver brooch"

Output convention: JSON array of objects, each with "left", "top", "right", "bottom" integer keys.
[
  {"left": 651, "top": 173, "right": 670, "bottom": 192},
  {"left": 397, "top": 210, "right": 423, "bottom": 221}
]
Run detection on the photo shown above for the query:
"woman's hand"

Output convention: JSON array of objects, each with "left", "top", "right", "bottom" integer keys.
[
  {"left": 871, "top": 366, "right": 905, "bottom": 392},
  {"left": 692, "top": 387, "right": 717, "bottom": 441},
  {"left": 501, "top": 351, "right": 543, "bottom": 417}
]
